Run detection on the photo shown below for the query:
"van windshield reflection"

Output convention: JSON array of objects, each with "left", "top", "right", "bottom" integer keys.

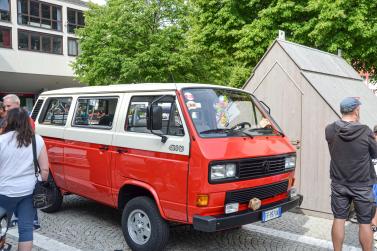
[{"left": 182, "top": 88, "right": 281, "bottom": 138}]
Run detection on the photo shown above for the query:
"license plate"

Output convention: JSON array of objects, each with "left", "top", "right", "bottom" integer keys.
[{"left": 262, "top": 207, "right": 282, "bottom": 222}]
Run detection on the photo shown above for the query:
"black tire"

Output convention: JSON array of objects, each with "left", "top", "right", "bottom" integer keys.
[
  {"left": 122, "top": 196, "right": 169, "bottom": 251},
  {"left": 41, "top": 174, "right": 63, "bottom": 213}
]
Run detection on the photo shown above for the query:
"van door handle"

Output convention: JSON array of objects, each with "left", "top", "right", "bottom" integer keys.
[
  {"left": 116, "top": 148, "right": 128, "bottom": 154},
  {"left": 99, "top": 145, "right": 109, "bottom": 151}
]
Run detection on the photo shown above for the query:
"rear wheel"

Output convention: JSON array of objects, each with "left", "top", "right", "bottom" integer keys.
[
  {"left": 40, "top": 174, "right": 63, "bottom": 213},
  {"left": 122, "top": 196, "right": 169, "bottom": 251}
]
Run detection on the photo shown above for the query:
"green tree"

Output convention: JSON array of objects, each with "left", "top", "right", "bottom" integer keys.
[
  {"left": 186, "top": 0, "right": 275, "bottom": 87},
  {"left": 75, "top": 0, "right": 377, "bottom": 87},
  {"left": 190, "top": 0, "right": 377, "bottom": 87},
  {"left": 73, "top": 0, "right": 206, "bottom": 85}
]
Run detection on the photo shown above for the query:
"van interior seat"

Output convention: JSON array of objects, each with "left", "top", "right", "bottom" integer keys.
[{"left": 98, "top": 114, "right": 114, "bottom": 126}]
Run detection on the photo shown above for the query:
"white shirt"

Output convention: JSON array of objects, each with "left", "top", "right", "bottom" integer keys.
[{"left": 0, "top": 131, "right": 44, "bottom": 197}]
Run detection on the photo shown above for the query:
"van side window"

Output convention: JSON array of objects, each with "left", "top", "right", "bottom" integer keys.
[
  {"left": 73, "top": 97, "right": 118, "bottom": 129},
  {"left": 125, "top": 96, "right": 184, "bottom": 136},
  {"left": 40, "top": 97, "right": 72, "bottom": 126}
]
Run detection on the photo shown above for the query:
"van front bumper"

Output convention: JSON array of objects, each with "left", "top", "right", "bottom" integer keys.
[{"left": 193, "top": 194, "right": 303, "bottom": 232}]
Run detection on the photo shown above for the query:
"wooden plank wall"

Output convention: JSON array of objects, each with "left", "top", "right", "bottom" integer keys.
[{"left": 244, "top": 41, "right": 339, "bottom": 214}]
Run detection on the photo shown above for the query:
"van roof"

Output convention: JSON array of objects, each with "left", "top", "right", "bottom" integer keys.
[{"left": 41, "top": 83, "right": 241, "bottom": 96}]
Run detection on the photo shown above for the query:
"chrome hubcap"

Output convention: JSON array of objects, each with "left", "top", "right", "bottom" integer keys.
[{"left": 127, "top": 209, "right": 151, "bottom": 245}]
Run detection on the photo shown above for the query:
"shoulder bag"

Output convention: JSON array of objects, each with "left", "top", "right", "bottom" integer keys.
[{"left": 31, "top": 135, "right": 53, "bottom": 209}]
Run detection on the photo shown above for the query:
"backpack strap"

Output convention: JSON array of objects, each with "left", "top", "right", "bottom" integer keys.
[{"left": 32, "top": 135, "right": 41, "bottom": 177}]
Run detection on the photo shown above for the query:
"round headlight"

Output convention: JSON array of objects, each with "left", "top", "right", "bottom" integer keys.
[{"left": 0, "top": 217, "right": 8, "bottom": 237}]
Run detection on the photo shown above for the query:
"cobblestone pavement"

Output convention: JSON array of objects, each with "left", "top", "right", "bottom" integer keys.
[{"left": 5, "top": 195, "right": 364, "bottom": 251}]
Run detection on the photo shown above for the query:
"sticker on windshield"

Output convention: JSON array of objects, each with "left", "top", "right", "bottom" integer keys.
[
  {"left": 184, "top": 92, "right": 194, "bottom": 101},
  {"left": 214, "top": 95, "right": 241, "bottom": 128},
  {"left": 259, "top": 118, "right": 272, "bottom": 128},
  {"left": 186, "top": 101, "right": 201, "bottom": 110},
  {"left": 214, "top": 96, "right": 229, "bottom": 128}
]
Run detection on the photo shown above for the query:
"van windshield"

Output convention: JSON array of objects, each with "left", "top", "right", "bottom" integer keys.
[{"left": 182, "top": 88, "right": 281, "bottom": 138}]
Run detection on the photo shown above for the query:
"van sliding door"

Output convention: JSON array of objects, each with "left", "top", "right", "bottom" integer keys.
[
  {"left": 63, "top": 95, "right": 122, "bottom": 207},
  {"left": 37, "top": 97, "right": 72, "bottom": 190}
]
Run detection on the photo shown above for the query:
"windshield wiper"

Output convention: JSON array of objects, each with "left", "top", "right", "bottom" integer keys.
[
  {"left": 247, "top": 127, "right": 285, "bottom": 137},
  {"left": 200, "top": 128, "right": 254, "bottom": 138},
  {"left": 200, "top": 128, "right": 231, "bottom": 134},
  {"left": 248, "top": 128, "right": 273, "bottom": 132}
]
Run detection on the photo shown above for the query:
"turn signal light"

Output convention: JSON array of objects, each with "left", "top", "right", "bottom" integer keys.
[{"left": 196, "top": 195, "right": 209, "bottom": 207}]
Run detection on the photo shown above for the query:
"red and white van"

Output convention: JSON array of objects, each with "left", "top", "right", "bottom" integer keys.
[{"left": 32, "top": 83, "right": 302, "bottom": 251}]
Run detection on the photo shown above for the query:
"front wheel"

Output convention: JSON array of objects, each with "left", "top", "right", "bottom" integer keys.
[{"left": 122, "top": 196, "right": 169, "bottom": 251}]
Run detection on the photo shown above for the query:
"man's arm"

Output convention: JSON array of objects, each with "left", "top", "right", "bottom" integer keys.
[{"left": 369, "top": 130, "right": 377, "bottom": 159}]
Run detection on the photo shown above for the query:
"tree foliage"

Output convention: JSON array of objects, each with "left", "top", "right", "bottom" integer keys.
[
  {"left": 74, "top": 0, "right": 377, "bottom": 87},
  {"left": 73, "top": 0, "right": 207, "bottom": 84}
]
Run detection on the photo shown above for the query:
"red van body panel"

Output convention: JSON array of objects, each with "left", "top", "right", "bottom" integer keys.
[
  {"left": 111, "top": 147, "right": 190, "bottom": 222},
  {"left": 63, "top": 139, "right": 114, "bottom": 206},
  {"left": 112, "top": 177, "right": 167, "bottom": 220},
  {"left": 44, "top": 137, "right": 66, "bottom": 189},
  {"left": 186, "top": 134, "right": 296, "bottom": 223}
]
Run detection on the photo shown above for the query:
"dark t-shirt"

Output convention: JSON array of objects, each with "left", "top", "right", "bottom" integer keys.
[{"left": 325, "top": 120, "right": 377, "bottom": 186}]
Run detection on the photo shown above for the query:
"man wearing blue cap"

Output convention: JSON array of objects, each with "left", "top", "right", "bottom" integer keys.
[{"left": 326, "top": 97, "right": 377, "bottom": 251}]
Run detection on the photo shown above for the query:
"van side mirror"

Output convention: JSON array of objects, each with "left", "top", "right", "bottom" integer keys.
[{"left": 147, "top": 105, "right": 163, "bottom": 131}]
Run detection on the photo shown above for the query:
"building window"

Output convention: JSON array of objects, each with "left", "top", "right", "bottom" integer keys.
[
  {"left": 18, "top": 29, "right": 62, "bottom": 54},
  {"left": 67, "top": 8, "right": 84, "bottom": 34},
  {"left": 73, "top": 97, "right": 118, "bottom": 129},
  {"left": 0, "top": 0, "right": 10, "bottom": 21},
  {"left": 17, "top": 0, "right": 62, "bottom": 31},
  {"left": 68, "top": 37, "right": 80, "bottom": 56},
  {"left": 0, "top": 26, "right": 11, "bottom": 48}
]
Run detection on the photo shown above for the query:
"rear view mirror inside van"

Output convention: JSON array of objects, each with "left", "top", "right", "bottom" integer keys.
[{"left": 147, "top": 105, "right": 163, "bottom": 131}]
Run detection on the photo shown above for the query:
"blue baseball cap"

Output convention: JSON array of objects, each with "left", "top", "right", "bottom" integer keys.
[{"left": 340, "top": 97, "right": 361, "bottom": 114}]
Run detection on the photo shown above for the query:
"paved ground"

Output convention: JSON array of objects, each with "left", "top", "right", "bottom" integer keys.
[{"left": 5, "top": 195, "right": 365, "bottom": 251}]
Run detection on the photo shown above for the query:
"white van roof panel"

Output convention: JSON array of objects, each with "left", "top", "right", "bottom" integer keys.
[{"left": 41, "top": 83, "right": 240, "bottom": 96}]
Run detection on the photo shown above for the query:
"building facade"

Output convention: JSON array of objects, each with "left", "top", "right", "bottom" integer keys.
[{"left": 0, "top": 0, "right": 87, "bottom": 111}]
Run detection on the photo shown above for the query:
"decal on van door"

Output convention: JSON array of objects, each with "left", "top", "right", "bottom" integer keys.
[{"left": 168, "top": 144, "right": 184, "bottom": 152}]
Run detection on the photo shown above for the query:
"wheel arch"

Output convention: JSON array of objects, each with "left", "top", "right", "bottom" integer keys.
[{"left": 117, "top": 180, "right": 167, "bottom": 220}]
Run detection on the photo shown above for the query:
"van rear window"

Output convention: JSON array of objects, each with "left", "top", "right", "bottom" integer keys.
[
  {"left": 73, "top": 97, "right": 118, "bottom": 129},
  {"left": 40, "top": 97, "right": 72, "bottom": 126}
]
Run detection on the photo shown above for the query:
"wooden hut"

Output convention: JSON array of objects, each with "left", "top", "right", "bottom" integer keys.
[{"left": 243, "top": 38, "right": 377, "bottom": 214}]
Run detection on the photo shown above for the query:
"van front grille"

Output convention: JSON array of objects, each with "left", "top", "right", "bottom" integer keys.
[
  {"left": 31, "top": 99, "right": 44, "bottom": 120},
  {"left": 238, "top": 155, "right": 286, "bottom": 179},
  {"left": 225, "top": 180, "right": 288, "bottom": 204}
]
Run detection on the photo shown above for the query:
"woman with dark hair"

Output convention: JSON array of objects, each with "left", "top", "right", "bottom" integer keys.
[{"left": 0, "top": 108, "right": 49, "bottom": 251}]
